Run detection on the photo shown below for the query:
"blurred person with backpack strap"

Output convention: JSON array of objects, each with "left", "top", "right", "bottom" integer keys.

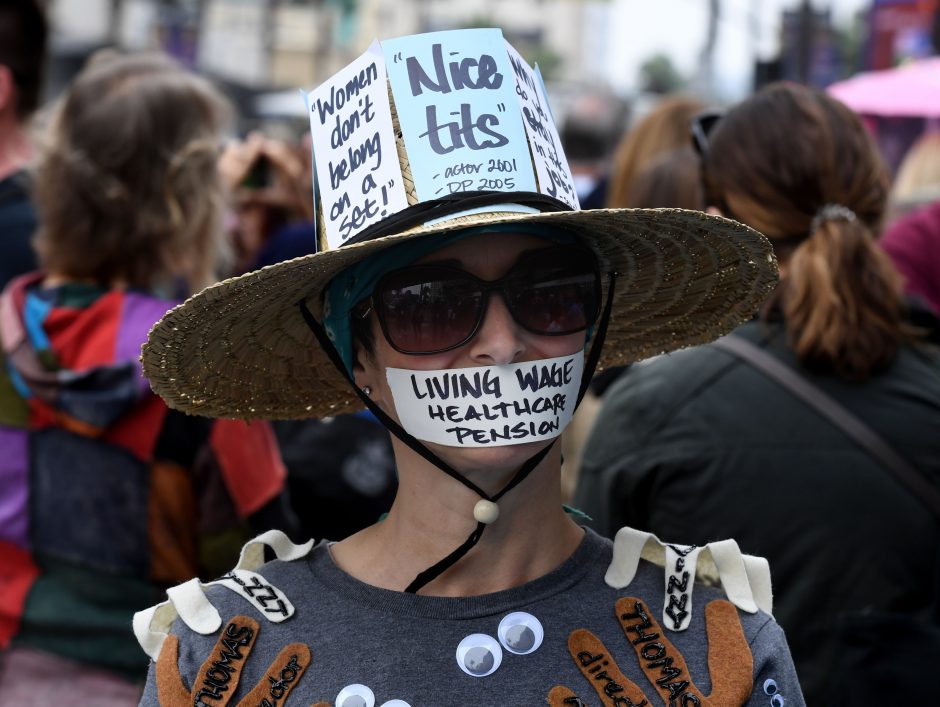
[{"left": 576, "top": 83, "right": 940, "bottom": 706}]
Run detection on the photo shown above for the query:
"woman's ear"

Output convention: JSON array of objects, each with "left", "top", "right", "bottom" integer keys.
[
  {"left": 352, "top": 342, "right": 381, "bottom": 400},
  {"left": 350, "top": 310, "right": 384, "bottom": 400}
]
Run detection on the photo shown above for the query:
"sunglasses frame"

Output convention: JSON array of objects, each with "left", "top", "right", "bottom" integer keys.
[
  {"left": 361, "top": 246, "right": 602, "bottom": 356},
  {"left": 690, "top": 109, "right": 725, "bottom": 158}
]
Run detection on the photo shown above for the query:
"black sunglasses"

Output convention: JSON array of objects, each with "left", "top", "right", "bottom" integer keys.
[
  {"left": 360, "top": 246, "right": 601, "bottom": 355},
  {"left": 690, "top": 109, "right": 725, "bottom": 157}
]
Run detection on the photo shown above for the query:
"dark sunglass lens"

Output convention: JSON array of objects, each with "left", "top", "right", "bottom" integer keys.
[
  {"left": 377, "top": 268, "right": 482, "bottom": 353},
  {"left": 509, "top": 252, "right": 599, "bottom": 334}
]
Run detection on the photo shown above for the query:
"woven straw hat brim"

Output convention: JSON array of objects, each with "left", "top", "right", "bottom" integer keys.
[{"left": 142, "top": 207, "right": 776, "bottom": 420}]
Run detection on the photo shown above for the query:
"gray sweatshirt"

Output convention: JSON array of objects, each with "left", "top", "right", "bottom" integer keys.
[{"left": 137, "top": 529, "right": 804, "bottom": 706}]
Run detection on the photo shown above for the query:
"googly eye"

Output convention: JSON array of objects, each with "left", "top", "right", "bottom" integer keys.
[
  {"left": 497, "top": 612, "right": 544, "bottom": 655},
  {"left": 771, "top": 697, "right": 785, "bottom": 707},
  {"left": 379, "top": 701, "right": 412, "bottom": 707},
  {"left": 763, "top": 679, "right": 778, "bottom": 695},
  {"left": 335, "top": 684, "right": 375, "bottom": 707},
  {"left": 456, "top": 633, "right": 502, "bottom": 677}
]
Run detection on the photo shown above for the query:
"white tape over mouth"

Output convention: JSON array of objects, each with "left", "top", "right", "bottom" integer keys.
[{"left": 386, "top": 352, "right": 583, "bottom": 447}]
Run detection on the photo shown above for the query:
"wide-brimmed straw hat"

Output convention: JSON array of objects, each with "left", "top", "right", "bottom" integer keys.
[{"left": 142, "top": 31, "right": 777, "bottom": 420}]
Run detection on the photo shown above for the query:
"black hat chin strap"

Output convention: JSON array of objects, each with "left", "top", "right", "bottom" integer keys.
[{"left": 298, "top": 271, "right": 616, "bottom": 593}]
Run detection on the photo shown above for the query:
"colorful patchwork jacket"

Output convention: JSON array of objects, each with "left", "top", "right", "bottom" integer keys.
[
  {"left": 134, "top": 528, "right": 805, "bottom": 706},
  {"left": 0, "top": 273, "right": 287, "bottom": 679}
]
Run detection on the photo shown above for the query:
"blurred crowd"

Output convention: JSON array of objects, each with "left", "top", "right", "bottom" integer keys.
[{"left": 0, "top": 1, "right": 938, "bottom": 705}]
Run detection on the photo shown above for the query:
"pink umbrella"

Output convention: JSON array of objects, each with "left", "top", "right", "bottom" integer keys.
[{"left": 827, "top": 57, "right": 940, "bottom": 117}]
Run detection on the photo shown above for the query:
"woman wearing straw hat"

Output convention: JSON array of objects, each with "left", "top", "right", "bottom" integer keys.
[{"left": 133, "top": 30, "right": 803, "bottom": 706}]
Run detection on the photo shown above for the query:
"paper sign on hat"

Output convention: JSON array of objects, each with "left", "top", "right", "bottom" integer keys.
[
  {"left": 307, "top": 41, "right": 409, "bottom": 252},
  {"left": 504, "top": 41, "right": 579, "bottom": 210},
  {"left": 306, "top": 29, "right": 580, "bottom": 253}
]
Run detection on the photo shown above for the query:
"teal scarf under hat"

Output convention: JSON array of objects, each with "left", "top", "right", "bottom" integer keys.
[{"left": 323, "top": 224, "right": 578, "bottom": 374}]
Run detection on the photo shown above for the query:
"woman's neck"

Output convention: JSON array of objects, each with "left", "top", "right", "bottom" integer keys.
[{"left": 329, "top": 440, "right": 584, "bottom": 596}]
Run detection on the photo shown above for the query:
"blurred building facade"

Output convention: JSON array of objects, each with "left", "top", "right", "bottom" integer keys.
[
  {"left": 754, "top": 0, "right": 939, "bottom": 92},
  {"left": 867, "top": 0, "right": 939, "bottom": 69},
  {"left": 48, "top": 0, "right": 613, "bottom": 99}
]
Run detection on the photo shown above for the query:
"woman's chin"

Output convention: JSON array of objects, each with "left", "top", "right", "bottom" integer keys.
[{"left": 429, "top": 438, "right": 558, "bottom": 484}]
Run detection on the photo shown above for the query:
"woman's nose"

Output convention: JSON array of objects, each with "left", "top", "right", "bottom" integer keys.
[{"left": 468, "top": 292, "right": 526, "bottom": 365}]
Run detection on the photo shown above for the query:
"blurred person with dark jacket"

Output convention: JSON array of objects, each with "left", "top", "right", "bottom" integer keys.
[
  {"left": 559, "top": 90, "right": 629, "bottom": 209},
  {"left": 576, "top": 83, "right": 940, "bottom": 705},
  {"left": 0, "top": 0, "right": 46, "bottom": 289},
  {"left": 0, "top": 53, "right": 292, "bottom": 705}
]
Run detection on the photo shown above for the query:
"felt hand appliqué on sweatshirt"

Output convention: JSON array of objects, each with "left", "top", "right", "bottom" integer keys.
[
  {"left": 155, "top": 615, "right": 311, "bottom": 707},
  {"left": 154, "top": 615, "right": 412, "bottom": 707},
  {"left": 547, "top": 597, "right": 753, "bottom": 707}
]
